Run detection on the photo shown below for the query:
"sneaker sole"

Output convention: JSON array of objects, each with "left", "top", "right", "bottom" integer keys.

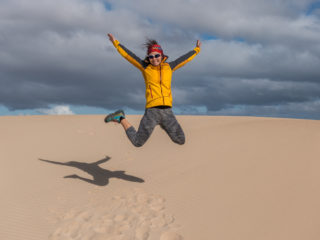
[{"left": 104, "top": 110, "right": 125, "bottom": 123}]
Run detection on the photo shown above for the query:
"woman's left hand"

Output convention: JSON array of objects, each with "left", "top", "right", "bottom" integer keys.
[{"left": 196, "top": 40, "right": 201, "bottom": 48}]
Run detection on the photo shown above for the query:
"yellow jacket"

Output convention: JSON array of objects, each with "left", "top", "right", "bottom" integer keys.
[{"left": 112, "top": 40, "right": 200, "bottom": 108}]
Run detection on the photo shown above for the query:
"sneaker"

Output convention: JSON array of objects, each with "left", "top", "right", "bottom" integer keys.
[{"left": 104, "top": 110, "right": 125, "bottom": 123}]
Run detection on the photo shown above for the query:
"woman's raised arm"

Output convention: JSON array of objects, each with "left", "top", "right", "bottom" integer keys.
[{"left": 107, "top": 33, "right": 146, "bottom": 71}]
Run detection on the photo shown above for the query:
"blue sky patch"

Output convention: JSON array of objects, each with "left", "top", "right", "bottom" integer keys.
[
  {"left": 200, "top": 34, "right": 219, "bottom": 41},
  {"left": 306, "top": 1, "right": 320, "bottom": 15},
  {"left": 103, "top": 1, "right": 112, "bottom": 11}
]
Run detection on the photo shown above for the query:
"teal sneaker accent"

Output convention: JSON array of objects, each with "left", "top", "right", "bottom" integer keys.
[{"left": 104, "top": 110, "right": 125, "bottom": 123}]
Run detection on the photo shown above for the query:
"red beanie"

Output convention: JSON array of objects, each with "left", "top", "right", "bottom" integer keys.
[{"left": 147, "top": 44, "right": 163, "bottom": 55}]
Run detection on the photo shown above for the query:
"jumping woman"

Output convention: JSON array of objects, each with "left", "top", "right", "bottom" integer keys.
[{"left": 105, "top": 33, "right": 201, "bottom": 147}]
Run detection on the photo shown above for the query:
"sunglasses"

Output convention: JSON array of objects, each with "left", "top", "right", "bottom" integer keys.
[{"left": 148, "top": 54, "right": 161, "bottom": 59}]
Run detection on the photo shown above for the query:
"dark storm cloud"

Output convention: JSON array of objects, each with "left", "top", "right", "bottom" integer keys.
[
  {"left": 0, "top": 0, "right": 150, "bottom": 110},
  {"left": 1, "top": 0, "right": 320, "bottom": 118}
]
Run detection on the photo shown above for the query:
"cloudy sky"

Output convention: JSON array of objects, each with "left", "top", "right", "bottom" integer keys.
[{"left": 1, "top": 0, "right": 320, "bottom": 119}]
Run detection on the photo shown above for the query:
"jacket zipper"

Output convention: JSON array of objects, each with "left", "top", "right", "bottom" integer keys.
[
  {"left": 159, "top": 65, "right": 165, "bottom": 105},
  {"left": 149, "top": 86, "right": 153, "bottom": 99}
]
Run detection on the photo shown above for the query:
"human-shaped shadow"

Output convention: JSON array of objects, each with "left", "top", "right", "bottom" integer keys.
[{"left": 39, "top": 156, "right": 144, "bottom": 186}]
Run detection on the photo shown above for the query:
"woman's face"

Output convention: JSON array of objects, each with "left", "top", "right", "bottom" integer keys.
[{"left": 148, "top": 51, "right": 162, "bottom": 66}]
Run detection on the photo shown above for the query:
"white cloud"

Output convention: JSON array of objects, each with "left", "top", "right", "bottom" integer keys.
[{"left": 38, "top": 105, "right": 74, "bottom": 115}]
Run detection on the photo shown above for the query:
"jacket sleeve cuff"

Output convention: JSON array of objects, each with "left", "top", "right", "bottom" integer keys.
[
  {"left": 113, "top": 39, "right": 120, "bottom": 48},
  {"left": 194, "top": 47, "right": 201, "bottom": 54}
]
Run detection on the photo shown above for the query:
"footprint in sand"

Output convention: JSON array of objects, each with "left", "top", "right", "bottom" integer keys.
[{"left": 49, "top": 189, "right": 183, "bottom": 240}]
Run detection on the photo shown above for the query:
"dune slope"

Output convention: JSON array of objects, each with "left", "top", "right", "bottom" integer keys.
[{"left": 1, "top": 115, "right": 320, "bottom": 240}]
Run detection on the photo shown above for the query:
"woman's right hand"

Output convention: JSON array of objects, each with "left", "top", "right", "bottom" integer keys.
[
  {"left": 107, "top": 33, "right": 116, "bottom": 43},
  {"left": 196, "top": 40, "right": 202, "bottom": 49}
]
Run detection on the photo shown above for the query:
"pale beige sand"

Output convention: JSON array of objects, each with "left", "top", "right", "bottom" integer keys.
[{"left": 1, "top": 115, "right": 320, "bottom": 240}]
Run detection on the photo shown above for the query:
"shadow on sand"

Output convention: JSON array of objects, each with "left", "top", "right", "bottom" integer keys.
[{"left": 39, "top": 156, "right": 144, "bottom": 186}]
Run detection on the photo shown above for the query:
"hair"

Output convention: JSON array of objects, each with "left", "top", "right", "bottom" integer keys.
[{"left": 144, "top": 38, "right": 158, "bottom": 48}]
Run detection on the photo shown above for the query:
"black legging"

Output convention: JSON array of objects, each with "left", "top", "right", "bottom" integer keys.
[{"left": 125, "top": 107, "right": 185, "bottom": 147}]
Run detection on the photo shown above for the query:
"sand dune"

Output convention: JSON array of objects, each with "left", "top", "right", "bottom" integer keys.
[{"left": 1, "top": 115, "right": 320, "bottom": 240}]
